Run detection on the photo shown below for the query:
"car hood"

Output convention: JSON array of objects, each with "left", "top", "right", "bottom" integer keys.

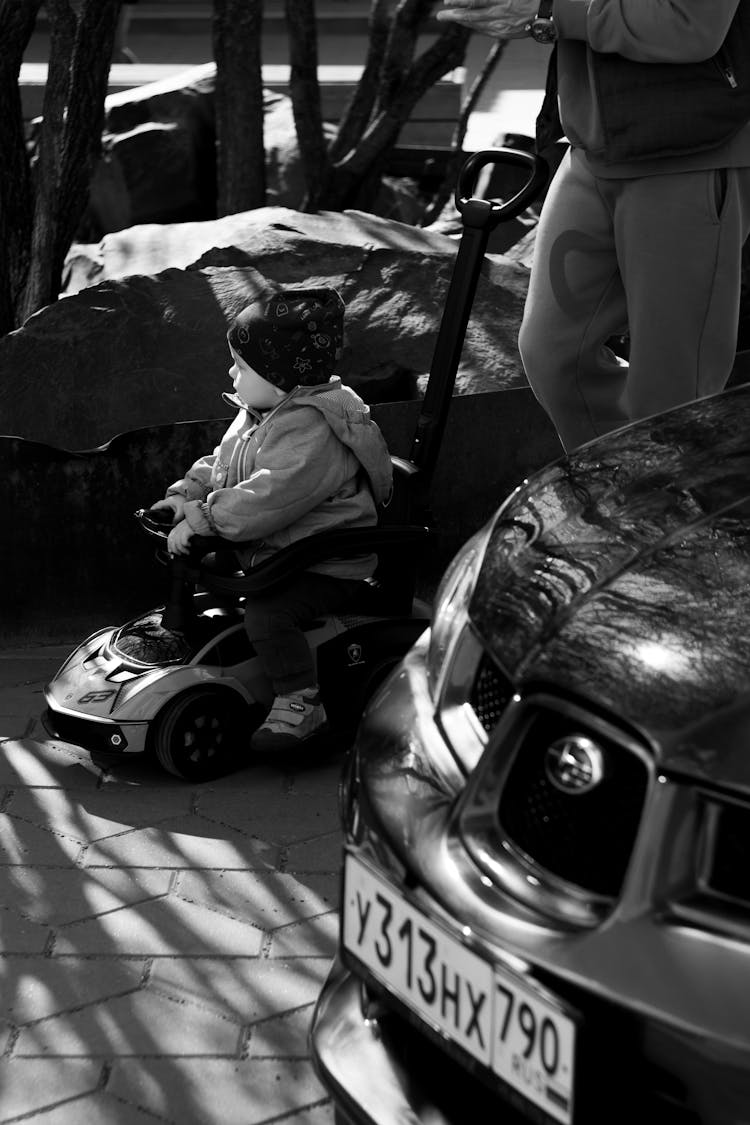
[{"left": 469, "top": 386, "right": 750, "bottom": 788}]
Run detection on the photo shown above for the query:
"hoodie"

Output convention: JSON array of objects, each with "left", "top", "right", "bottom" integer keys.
[
  {"left": 165, "top": 377, "right": 393, "bottom": 579},
  {"left": 541, "top": 0, "right": 750, "bottom": 174}
]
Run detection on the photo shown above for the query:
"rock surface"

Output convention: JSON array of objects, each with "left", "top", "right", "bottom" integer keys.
[{"left": 3, "top": 208, "right": 530, "bottom": 450}]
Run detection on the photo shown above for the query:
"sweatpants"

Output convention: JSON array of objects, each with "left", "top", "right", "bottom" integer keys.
[
  {"left": 519, "top": 145, "right": 750, "bottom": 452},
  {"left": 244, "top": 570, "right": 363, "bottom": 696}
]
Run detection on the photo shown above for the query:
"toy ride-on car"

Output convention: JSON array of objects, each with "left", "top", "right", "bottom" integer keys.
[
  {"left": 42, "top": 146, "right": 548, "bottom": 784},
  {"left": 43, "top": 475, "right": 430, "bottom": 782}
]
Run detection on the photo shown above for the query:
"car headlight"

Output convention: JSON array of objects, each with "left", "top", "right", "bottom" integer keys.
[{"left": 426, "top": 525, "right": 490, "bottom": 697}]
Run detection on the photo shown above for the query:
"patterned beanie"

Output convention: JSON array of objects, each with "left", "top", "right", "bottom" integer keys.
[{"left": 227, "top": 287, "right": 345, "bottom": 392}]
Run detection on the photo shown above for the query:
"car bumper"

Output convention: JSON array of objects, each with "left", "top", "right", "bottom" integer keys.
[
  {"left": 42, "top": 705, "right": 149, "bottom": 755},
  {"left": 314, "top": 637, "right": 750, "bottom": 1125},
  {"left": 312, "top": 955, "right": 508, "bottom": 1125}
]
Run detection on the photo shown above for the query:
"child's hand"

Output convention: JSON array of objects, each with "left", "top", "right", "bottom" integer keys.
[
  {"left": 167, "top": 519, "right": 196, "bottom": 556},
  {"left": 151, "top": 496, "right": 186, "bottom": 524}
]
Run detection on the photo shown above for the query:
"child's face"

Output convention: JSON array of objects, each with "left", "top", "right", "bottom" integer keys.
[{"left": 228, "top": 347, "right": 286, "bottom": 410}]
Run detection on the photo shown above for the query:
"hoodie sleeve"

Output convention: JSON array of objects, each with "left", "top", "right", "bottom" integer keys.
[
  {"left": 165, "top": 449, "right": 219, "bottom": 502},
  {"left": 182, "top": 407, "right": 357, "bottom": 542},
  {"left": 555, "top": 0, "right": 740, "bottom": 62}
]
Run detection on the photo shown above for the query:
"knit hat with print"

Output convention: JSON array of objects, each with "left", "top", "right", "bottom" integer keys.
[{"left": 227, "top": 287, "right": 345, "bottom": 392}]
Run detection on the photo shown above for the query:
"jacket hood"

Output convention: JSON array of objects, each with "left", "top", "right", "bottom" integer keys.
[
  {"left": 469, "top": 385, "right": 750, "bottom": 791},
  {"left": 287, "top": 377, "right": 393, "bottom": 505}
]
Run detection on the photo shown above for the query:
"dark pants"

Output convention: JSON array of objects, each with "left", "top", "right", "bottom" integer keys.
[{"left": 244, "top": 571, "right": 363, "bottom": 695}]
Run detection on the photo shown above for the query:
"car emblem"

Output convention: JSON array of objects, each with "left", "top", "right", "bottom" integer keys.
[
  {"left": 544, "top": 734, "right": 604, "bottom": 795},
  {"left": 347, "top": 643, "right": 364, "bottom": 665}
]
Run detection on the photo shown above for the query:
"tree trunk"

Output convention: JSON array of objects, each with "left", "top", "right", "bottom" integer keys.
[
  {"left": 319, "top": 20, "right": 470, "bottom": 211},
  {"left": 285, "top": 0, "right": 330, "bottom": 210},
  {"left": 21, "top": 0, "right": 121, "bottom": 324},
  {"left": 213, "top": 0, "right": 265, "bottom": 216},
  {"left": 0, "top": 0, "right": 43, "bottom": 335}
]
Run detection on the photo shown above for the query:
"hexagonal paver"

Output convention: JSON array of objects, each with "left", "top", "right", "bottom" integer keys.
[
  {"left": 148, "top": 956, "right": 330, "bottom": 1024},
  {"left": 106, "top": 1057, "right": 332, "bottom": 1125},
  {"left": 285, "top": 830, "right": 345, "bottom": 873},
  {"left": 52, "top": 894, "right": 265, "bottom": 958},
  {"left": 175, "top": 869, "right": 338, "bottom": 929},
  {"left": 6, "top": 786, "right": 194, "bottom": 841},
  {"left": 0, "top": 1058, "right": 104, "bottom": 1118},
  {"left": 3, "top": 958, "right": 145, "bottom": 1023},
  {"left": 82, "top": 815, "right": 279, "bottom": 870},
  {"left": 266, "top": 911, "right": 339, "bottom": 959},
  {"left": 0, "top": 905, "right": 52, "bottom": 954},
  {"left": 0, "top": 866, "right": 171, "bottom": 928},
  {"left": 0, "top": 738, "right": 102, "bottom": 788},
  {"left": 245, "top": 1005, "right": 317, "bottom": 1059},
  {"left": 0, "top": 813, "right": 83, "bottom": 866},
  {"left": 196, "top": 785, "right": 340, "bottom": 845},
  {"left": 13, "top": 988, "right": 244, "bottom": 1058}
]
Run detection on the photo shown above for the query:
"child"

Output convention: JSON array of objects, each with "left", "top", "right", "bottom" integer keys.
[{"left": 150, "top": 286, "right": 393, "bottom": 751}]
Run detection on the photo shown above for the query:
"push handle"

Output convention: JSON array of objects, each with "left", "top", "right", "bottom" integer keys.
[
  {"left": 455, "top": 147, "right": 549, "bottom": 226},
  {"left": 410, "top": 147, "right": 549, "bottom": 491}
]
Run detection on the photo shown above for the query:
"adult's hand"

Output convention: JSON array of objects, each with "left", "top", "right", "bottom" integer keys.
[{"left": 436, "top": 0, "right": 538, "bottom": 39}]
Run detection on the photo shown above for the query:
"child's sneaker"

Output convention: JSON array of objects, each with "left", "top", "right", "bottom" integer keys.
[{"left": 250, "top": 688, "right": 328, "bottom": 751}]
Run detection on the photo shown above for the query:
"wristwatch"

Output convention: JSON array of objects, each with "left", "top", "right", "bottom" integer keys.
[{"left": 526, "top": 0, "right": 557, "bottom": 43}]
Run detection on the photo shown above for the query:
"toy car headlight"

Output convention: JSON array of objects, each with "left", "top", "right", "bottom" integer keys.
[{"left": 426, "top": 527, "right": 489, "bottom": 698}]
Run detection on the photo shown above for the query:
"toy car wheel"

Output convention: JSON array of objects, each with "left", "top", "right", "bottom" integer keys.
[{"left": 151, "top": 687, "right": 250, "bottom": 781}]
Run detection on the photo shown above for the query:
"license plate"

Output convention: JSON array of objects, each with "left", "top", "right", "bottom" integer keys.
[{"left": 342, "top": 853, "right": 576, "bottom": 1125}]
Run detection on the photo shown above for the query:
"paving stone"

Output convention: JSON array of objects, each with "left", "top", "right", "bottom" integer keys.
[
  {"left": 6, "top": 786, "right": 194, "bottom": 842},
  {"left": 266, "top": 911, "right": 339, "bottom": 959},
  {"left": 0, "top": 813, "right": 84, "bottom": 866},
  {"left": 82, "top": 814, "right": 280, "bottom": 870},
  {"left": 254, "top": 811, "right": 342, "bottom": 847},
  {"left": 245, "top": 1004, "right": 317, "bottom": 1059},
  {"left": 0, "top": 1058, "right": 104, "bottom": 1119},
  {"left": 149, "top": 956, "right": 330, "bottom": 1023},
  {"left": 52, "top": 894, "right": 265, "bottom": 957},
  {"left": 106, "top": 1057, "right": 331, "bottom": 1125},
  {"left": 176, "top": 869, "right": 338, "bottom": 928},
  {"left": 32, "top": 1090, "right": 171, "bottom": 1124},
  {"left": 196, "top": 791, "right": 340, "bottom": 846},
  {"left": 5, "top": 958, "right": 145, "bottom": 1023},
  {"left": 0, "top": 739, "right": 102, "bottom": 788},
  {"left": 13, "top": 987, "right": 244, "bottom": 1058},
  {"left": 2, "top": 865, "right": 171, "bottom": 927},
  {"left": 285, "top": 830, "right": 345, "bottom": 873},
  {"left": 0, "top": 903, "right": 51, "bottom": 953}
]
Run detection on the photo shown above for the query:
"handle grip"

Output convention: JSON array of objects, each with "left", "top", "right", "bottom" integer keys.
[{"left": 455, "top": 147, "right": 549, "bottom": 227}]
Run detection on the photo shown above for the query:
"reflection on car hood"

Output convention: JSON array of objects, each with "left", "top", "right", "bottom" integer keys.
[{"left": 470, "top": 386, "right": 750, "bottom": 787}]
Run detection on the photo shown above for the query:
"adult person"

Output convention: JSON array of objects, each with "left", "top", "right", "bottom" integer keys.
[{"left": 437, "top": 0, "right": 750, "bottom": 451}]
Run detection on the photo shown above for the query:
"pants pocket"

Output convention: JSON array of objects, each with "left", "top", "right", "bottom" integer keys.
[{"left": 710, "top": 167, "right": 729, "bottom": 223}]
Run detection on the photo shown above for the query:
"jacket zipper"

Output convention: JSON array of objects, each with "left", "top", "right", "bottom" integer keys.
[{"left": 715, "top": 46, "right": 738, "bottom": 89}]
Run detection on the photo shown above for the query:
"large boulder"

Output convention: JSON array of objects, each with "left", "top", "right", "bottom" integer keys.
[
  {"left": 2, "top": 207, "right": 530, "bottom": 450},
  {"left": 75, "top": 63, "right": 343, "bottom": 235}
]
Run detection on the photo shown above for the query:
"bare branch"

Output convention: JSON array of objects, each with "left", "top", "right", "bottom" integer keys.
[
  {"left": 421, "top": 37, "right": 508, "bottom": 226},
  {"left": 329, "top": 0, "right": 390, "bottom": 163}
]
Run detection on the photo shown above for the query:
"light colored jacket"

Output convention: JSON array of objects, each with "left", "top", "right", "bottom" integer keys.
[{"left": 166, "top": 377, "right": 393, "bottom": 579}]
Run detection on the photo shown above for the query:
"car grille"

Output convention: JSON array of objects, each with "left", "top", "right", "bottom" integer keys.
[
  {"left": 498, "top": 707, "right": 650, "bottom": 898},
  {"left": 469, "top": 652, "right": 512, "bottom": 735}
]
